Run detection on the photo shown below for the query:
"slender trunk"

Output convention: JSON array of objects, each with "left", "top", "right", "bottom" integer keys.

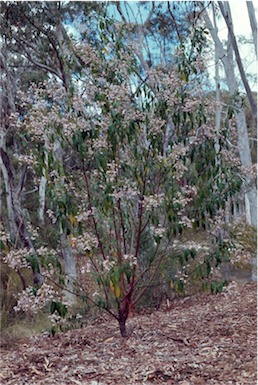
[
  {"left": 118, "top": 316, "right": 127, "bottom": 337},
  {"left": 218, "top": 1, "right": 257, "bottom": 124},
  {"left": 0, "top": 42, "right": 43, "bottom": 285},
  {"left": 212, "top": 3, "right": 221, "bottom": 167},
  {"left": 118, "top": 303, "right": 129, "bottom": 337},
  {"left": 54, "top": 139, "right": 77, "bottom": 303},
  {"left": 246, "top": 1, "right": 257, "bottom": 57},
  {"left": 0, "top": 143, "right": 16, "bottom": 236},
  {"left": 0, "top": 46, "right": 17, "bottom": 236},
  {"left": 203, "top": 7, "right": 257, "bottom": 282},
  {"left": 38, "top": 170, "right": 47, "bottom": 224},
  {"left": 60, "top": 232, "right": 77, "bottom": 303},
  {"left": 38, "top": 142, "right": 49, "bottom": 224},
  {"left": 203, "top": 8, "right": 257, "bottom": 228}
]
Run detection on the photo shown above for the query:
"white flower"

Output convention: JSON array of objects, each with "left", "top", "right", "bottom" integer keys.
[
  {"left": 142, "top": 193, "right": 164, "bottom": 210},
  {"left": 103, "top": 258, "right": 115, "bottom": 272},
  {"left": 123, "top": 254, "right": 137, "bottom": 267},
  {"left": 70, "top": 232, "right": 98, "bottom": 253},
  {"left": 4, "top": 248, "right": 33, "bottom": 270},
  {"left": 14, "top": 283, "right": 58, "bottom": 314},
  {"left": 153, "top": 226, "right": 166, "bottom": 237}
]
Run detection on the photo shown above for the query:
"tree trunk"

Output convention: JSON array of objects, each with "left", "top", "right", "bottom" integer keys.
[
  {"left": 203, "top": 8, "right": 257, "bottom": 228},
  {"left": 53, "top": 139, "right": 77, "bottom": 304},
  {"left": 212, "top": 3, "right": 221, "bottom": 167},
  {"left": 203, "top": 6, "right": 257, "bottom": 282},
  {"left": 0, "top": 41, "right": 43, "bottom": 286},
  {"left": 246, "top": 1, "right": 257, "bottom": 57},
  {"left": 0, "top": 141, "right": 16, "bottom": 236},
  {"left": 218, "top": 1, "right": 257, "bottom": 125},
  {"left": 38, "top": 173, "right": 47, "bottom": 224},
  {"left": 60, "top": 232, "right": 78, "bottom": 303},
  {"left": 118, "top": 308, "right": 128, "bottom": 337},
  {"left": 38, "top": 147, "right": 48, "bottom": 224}
]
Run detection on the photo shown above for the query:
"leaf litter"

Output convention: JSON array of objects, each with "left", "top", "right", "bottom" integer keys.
[{"left": 0, "top": 282, "right": 256, "bottom": 385}]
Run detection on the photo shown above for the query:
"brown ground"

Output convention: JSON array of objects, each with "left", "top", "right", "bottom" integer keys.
[{"left": 0, "top": 282, "right": 256, "bottom": 385}]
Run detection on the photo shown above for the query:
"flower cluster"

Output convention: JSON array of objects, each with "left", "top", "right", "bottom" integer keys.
[
  {"left": 70, "top": 232, "right": 98, "bottom": 253},
  {"left": 172, "top": 185, "right": 197, "bottom": 208},
  {"left": 151, "top": 225, "right": 166, "bottom": 238},
  {"left": 46, "top": 209, "right": 57, "bottom": 224},
  {"left": 48, "top": 311, "right": 67, "bottom": 326},
  {"left": 76, "top": 211, "right": 90, "bottom": 224},
  {"left": 0, "top": 226, "right": 11, "bottom": 244},
  {"left": 174, "top": 269, "right": 189, "bottom": 285},
  {"left": 123, "top": 254, "right": 137, "bottom": 267},
  {"left": 169, "top": 144, "right": 188, "bottom": 160},
  {"left": 148, "top": 117, "right": 166, "bottom": 137},
  {"left": 80, "top": 262, "right": 92, "bottom": 274},
  {"left": 13, "top": 153, "right": 37, "bottom": 170},
  {"left": 178, "top": 216, "right": 194, "bottom": 228},
  {"left": 3, "top": 248, "right": 32, "bottom": 270},
  {"left": 110, "top": 180, "right": 139, "bottom": 204},
  {"left": 14, "top": 283, "right": 58, "bottom": 314},
  {"left": 36, "top": 246, "right": 57, "bottom": 258},
  {"left": 103, "top": 256, "right": 116, "bottom": 272},
  {"left": 26, "top": 223, "right": 39, "bottom": 241},
  {"left": 106, "top": 161, "right": 120, "bottom": 183},
  {"left": 142, "top": 193, "right": 164, "bottom": 210}
]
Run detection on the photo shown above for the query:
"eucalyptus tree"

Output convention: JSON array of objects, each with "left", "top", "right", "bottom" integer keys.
[
  {"left": 246, "top": 1, "right": 257, "bottom": 58},
  {"left": 201, "top": 2, "right": 257, "bottom": 229},
  {"left": 218, "top": 1, "right": 257, "bottom": 125},
  {"left": 0, "top": 1, "right": 107, "bottom": 301}
]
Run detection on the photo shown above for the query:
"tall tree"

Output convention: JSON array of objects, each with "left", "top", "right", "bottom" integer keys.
[
  {"left": 218, "top": 1, "right": 257, "bottom": 125},
  {"left": 0, "top": 1, "right": 106, "bottom": 301},
  {"left": 201, "top": 4, "right": 257, "bottom": 290},
  {"left": 246, "top": 1, "right": 257, "bottom": 57}
]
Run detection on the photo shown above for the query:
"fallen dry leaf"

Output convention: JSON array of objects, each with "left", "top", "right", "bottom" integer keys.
[{"left": 0, "top": 282, "right": 256, "bottom": 385}]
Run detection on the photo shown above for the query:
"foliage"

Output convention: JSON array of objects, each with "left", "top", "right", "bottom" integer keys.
[{"left": 0, "top": 1, "right": 251, "bottom": 337}]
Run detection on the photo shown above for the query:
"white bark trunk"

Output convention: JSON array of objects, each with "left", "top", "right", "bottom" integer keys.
[
  {"left": 219, "top": 1, "right": 257, "bottom": 124},
  {"left": 203, "top": 7, "right": 257, "bottom": 282},
  {"left": 38, "top": 173, "right": 47, "bottom": 224},
  {"left": 38, "top": 148, "right": 48, "bottom": 224},
  {"left": 0, "top": 136, "right": 16, "bottom": 236},
  {"left": 203, "top": 9, "right": 257, "bottom": 228},
  {"left": 246, "top": 1, "right": 257, "bottom": 57},
  {"left": 53, "top": 139, "right": 77, "bottom": 303},
  {"left": 212, "top": 3, "right": 221, "bottom": 167},
  {"left": 60, "top": 232, "right": 78, "bottom": 304}
]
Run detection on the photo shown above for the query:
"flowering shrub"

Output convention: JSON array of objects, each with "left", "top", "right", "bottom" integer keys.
[{"left": 5, "top": 19, "right": 243, "bottom": 337}]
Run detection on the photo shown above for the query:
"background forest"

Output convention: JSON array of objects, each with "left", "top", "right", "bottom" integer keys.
[{"left": 0, "top": 1, "right": 257, "bottom": 338}]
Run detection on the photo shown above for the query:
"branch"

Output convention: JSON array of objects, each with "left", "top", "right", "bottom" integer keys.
[
  {"left": 132, "top": 248, "right": 169, "bottom": 305},
  {"left": 167, "top": 1, "right": 182, "bottom": 43},
  {"left": 218, "top": 1, "right": 257, "bottom": 124},
  {"left": 45, "top": 274, "right": 118, "bottom": 320},
  {"left": 246, "top": 1, "right": 257, "bottom": 57},
  {"left": 142, "top": 2, "right": 155, "bottom": 28},
  {"left": 14, "top": 36, "right": 61, "bottom": 79},
  {"left": 15, "top": 165, "right": 28, "bottom": 199},
  {"left": 116, "top": 1, "right": 127, "bottom": 23}
]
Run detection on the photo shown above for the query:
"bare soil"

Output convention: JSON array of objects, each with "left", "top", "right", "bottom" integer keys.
[{"left": 0, "top": 282, "right": 256, "bottom": 385}]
